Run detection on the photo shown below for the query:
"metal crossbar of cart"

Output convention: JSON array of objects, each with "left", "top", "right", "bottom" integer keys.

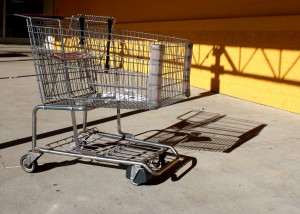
[{"left": 17, "top": 14, "right": 193, "bottom": 185}]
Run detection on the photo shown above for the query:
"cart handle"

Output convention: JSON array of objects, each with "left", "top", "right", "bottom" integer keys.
[{"left": 14, "top": 14, "right": 65, "bottom": 21}]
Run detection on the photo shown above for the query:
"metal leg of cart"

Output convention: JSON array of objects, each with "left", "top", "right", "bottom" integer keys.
[
  {"left": 83, "top": 109, "right": 88, "bottom": 131},
  {"left": 71, "top": 110, "right": 81, "bottom": 149},
  {"left": 20, "top": 105, "right": 88, "bottom": 173},
  {"left": 20, "top": 105, "right": 44, "bottom": 173},
  {"left": 117, "top": 106, "right": 134, "bottom": 139}
]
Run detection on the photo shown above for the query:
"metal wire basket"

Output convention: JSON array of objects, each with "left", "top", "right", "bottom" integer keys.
[{"left": 26, "top": 15, "right": 192, "bottom": 110}]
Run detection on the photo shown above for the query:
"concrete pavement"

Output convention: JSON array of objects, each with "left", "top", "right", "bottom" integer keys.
[{"left": 1, "top": 45, "right": 300, "bottom": 214}]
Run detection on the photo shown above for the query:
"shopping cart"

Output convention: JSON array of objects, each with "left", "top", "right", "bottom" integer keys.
[{"left": 17, "top": 14, "right": 193, "bottom": 185}]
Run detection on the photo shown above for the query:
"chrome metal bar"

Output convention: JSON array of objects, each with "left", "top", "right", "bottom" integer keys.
[
  {"left": 32, "top": 104, "right": 87, "bottom": 151},
  {"left": 32, "top": 106, "right": 41, "bottom": 151},
  {"left": 116, "top": 106, "right": 134, "bottom": 139},
  {"left": 14, "top": 14, "right": 63, "bottom": 21},
  {"left": 117, "top": 106, "right": 123, "bottom": 135},
  {"left": 38, "top": 147, "right": 179, "bottom": 176},
  {"left": 96, "top": 131, "right": 179, "bottom": 156},
  {"left": 71, "top": 110, "right": 80, "bottom": 149},
  {"left": 83, "top": 109, "right": 88, "bottom": 131},
  {"left": 38, "top": 105, "right": 86, "bottom": 111}
]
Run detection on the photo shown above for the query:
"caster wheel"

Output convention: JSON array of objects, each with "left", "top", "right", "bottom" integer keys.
[
  {"left": 150, "top": 159, "right": 161, "bottom": 169},
  {"left": 20, "top": 154, "right": 37, "bottom": 173},
  {"left": 150, "top": 152, "right": 167, "bottom": 169}
]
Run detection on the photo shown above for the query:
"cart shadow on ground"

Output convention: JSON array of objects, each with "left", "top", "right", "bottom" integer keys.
[
  {"left": 0, "top": 53, "right": 29, "bottom": 58},
  {"left": 139, "top": 110, "right": 267, "bottom": 153},
  {"left": 134, "top": 110, "right": 267, "bottom": 185},
  {"left": 0, "top": 51, "right": 33, "bottom": 62}
]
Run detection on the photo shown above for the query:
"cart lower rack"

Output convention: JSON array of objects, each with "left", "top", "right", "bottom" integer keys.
[
  {"left": 22, "top": 121, "right": 179, "bottom": 185},
  {"left": 17, "top": 14, "right": 192, "bottom": 185}
]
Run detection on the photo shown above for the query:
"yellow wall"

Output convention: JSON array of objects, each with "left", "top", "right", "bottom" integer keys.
[
  {"left": 55, "top": 1, "right": 300, "bottom": 114},
  {"left": 55, "top": 0, "right": 300, "bottom": 23}
]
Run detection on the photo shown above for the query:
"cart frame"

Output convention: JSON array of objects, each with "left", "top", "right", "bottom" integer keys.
[{"left": 17, "top": 14, "right": 193, "bottom": 185}]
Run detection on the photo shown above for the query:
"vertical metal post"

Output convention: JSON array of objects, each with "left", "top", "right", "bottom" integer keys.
[
  {"left": 71, "top": 110, "right": 80, "bottom": 149},
  {"left": 116, "top": 104, "right": 134, "bottom": 139},
  {"left": 148, "top": 44, "right": 165, "bottom": 109},
  {"left": 83, "top": 109, "right": 88, "bottom": 131},
  {"left": 32, "top": 106, "right": 39, "bottom": 151},
  {"left": 117, "top": 106, "right": 122, "bottom": 135},
  {"left": 183, "top": 43, "right": 193, "bottom": 98}
]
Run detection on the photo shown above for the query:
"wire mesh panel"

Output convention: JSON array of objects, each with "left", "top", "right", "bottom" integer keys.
[{"left": 25, "top": 15, "right": 192, "bottom": 110}]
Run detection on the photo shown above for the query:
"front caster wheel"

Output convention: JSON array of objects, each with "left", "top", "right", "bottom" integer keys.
[
  {"left": 150, "top": 152, "right": 167, "bottom": 169},
  {"left": 20, "top": 154, "right": 37, "bottom": 173}
]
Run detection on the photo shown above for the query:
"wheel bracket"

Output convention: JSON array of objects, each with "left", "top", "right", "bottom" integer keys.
[{"left": 25, "top": 151, "right": 43, "bottom": 166}]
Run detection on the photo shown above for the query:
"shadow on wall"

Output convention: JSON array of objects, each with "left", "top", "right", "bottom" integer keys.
[
  {"left": 139, "top": 110, "right": 267, "bottom": 153},
  {"left": 189, "top": 29, "right": 300, "bottom": 112},
  {"left": 193, "top": 43, "right": 300, "bottom": 91}
]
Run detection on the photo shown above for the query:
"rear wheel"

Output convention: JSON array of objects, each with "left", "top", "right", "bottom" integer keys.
[{"left": 20, "top": 154, "right": 37, "bottom": 173}]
